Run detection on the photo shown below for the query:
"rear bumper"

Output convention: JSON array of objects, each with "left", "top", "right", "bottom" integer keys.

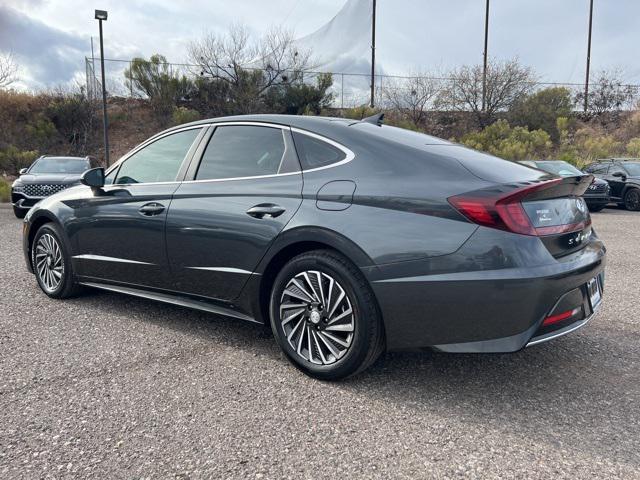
[{"left": 368, "top": 234, "right": 606, "bottom": 352}]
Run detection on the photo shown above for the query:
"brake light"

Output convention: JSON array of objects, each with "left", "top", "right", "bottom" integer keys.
[
  {"left": 542, "top": 307, "right": 581, "bottom": 326},
  {"left": 448, "top": 179, "right": 568, "bottom": 236}
]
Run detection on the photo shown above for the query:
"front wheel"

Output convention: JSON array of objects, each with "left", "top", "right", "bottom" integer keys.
[
  {"left": 31, "top": 223, "right": 82, "bottom": 299},
  {"left": 269, "top": 250, "right": 385, "bottom": 380},
  {"left": 624, "top": 188, "right": 640, "bottom": 211}
]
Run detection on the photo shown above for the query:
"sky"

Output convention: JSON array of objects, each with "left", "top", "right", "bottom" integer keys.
[{"left": 1, "top": 0, "right": 639, "bottom": 92}]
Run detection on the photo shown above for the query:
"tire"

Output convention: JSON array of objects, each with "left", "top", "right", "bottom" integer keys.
[
  {"left": 588, "top": 204, "right": 606, "bottom": 213},
  {"left": 269, "top": 249, "right": 385, "bottom": 380},
  {"left": 13, "top": 206, "right": 26, "bottom": 219},
  {"left": 31, "top": 223, "right": 82, "bottom": 299},
  {"left": 624, "top": 188, "right": 640, "bottom": 211}
]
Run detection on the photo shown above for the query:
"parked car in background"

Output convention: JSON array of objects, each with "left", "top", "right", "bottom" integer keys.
[
  {"left": 11, "top": 156, "right": 98, "bottom": 218},
  {"left": 519, "top": 160, "right": 610, "bottom": 212},
  {"left": 21, "top": 115, "right": 606, "bottom": 380},
  {"left": 584, "top": 159, "right": 640, "bottom": 211}
]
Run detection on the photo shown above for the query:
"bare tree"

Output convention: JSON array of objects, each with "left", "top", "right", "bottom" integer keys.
[
  {"left": 439, "top": 58, "right": 536, "bottom": 126},
  {"left": 0, "top": 52, "right": 18, "bottom": 88},
  {"left": 188, "top": 24, "right": 312, "bottom": 94},
  {"left": 576, "top": 69, "right": 638, "bottom": 117},
  {"left": 383, "top": 73, "right": 441, "bottom": 125}
]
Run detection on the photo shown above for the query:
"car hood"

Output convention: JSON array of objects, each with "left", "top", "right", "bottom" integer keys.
[{"left": 17, "top": 173, "right": 83, "bottom": 184}]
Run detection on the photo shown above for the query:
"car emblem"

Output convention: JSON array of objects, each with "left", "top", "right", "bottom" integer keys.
[
  {"left": 576, "top": 198, "right": 587, "bottom": 214},
  {"left": 588, "top": 184, "right": 597, "bottom": 190}
]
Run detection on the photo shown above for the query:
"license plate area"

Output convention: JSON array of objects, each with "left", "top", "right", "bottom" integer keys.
[{"left": 587, "top": 276, "right": 602, "bottom": 310}]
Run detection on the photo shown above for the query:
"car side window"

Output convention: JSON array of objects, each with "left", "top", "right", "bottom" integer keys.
[
  {"left": 609, "top": 166, "right": 626, "bottom": 176},
  {"left": 588, "top": 164, "right": 608, "bottom": 174},
  {"left": 292, "top": 131, "right": 346, "bottom": 170},
  {"left": 115, "top": 128, "right": 201, "bottom": 184},
  {"left": 195, "top": 126, "right": 286, "bottom": 180}
]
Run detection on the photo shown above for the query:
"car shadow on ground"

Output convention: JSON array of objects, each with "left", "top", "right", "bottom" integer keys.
[{"left": 73, "top": 287, "right": 639, "bottom": 466}]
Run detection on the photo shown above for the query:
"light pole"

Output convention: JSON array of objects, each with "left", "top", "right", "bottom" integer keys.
[
  {"left": 482, "top": 0, "right": 490, "bottom": 113},
  {"left": 95, "top": 9, "right": 110, "bottom": 166},
  {"left": 370, "top": 0, "right": 377, "bottom": 108},
  {"left": 584, "top": 0, "right": 594, "bottom": 113}
]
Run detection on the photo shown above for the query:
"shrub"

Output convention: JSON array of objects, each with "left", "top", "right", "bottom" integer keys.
[
  {"left": 460, "top": 119, "right": 552, "bottom": 160},
  {"left": 627, "top": 138, "right": 640, "bottom": 157},
  {"left": 574, "top": 128, "right": 621, "bottom": 162},
  {"left": 172, "top": 107, "right": 200, "bottom": 125},
  {"left": 0, "top": 177, "right": 10, "bottom": 202},
  {"left": 46, "top": 91, "right": 96, "bottom": 154},
  {"left": 0, "top": 145, "right": 39, "bottom": 175},
  {"left": 341, "top": 105, "right": 377, "bottom": 120},
  {"left": 509, "top": 87, "right": 573, "bottom": 142}
]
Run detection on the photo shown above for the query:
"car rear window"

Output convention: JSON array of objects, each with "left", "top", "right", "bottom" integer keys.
[{"left": 351, "top": 122, "right": 451, "bottom": 146}]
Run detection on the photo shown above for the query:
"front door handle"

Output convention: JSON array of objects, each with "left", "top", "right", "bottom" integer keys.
[
  {"left": 138, "top": 202, "right": 165, "bottom": 216},
  {"left": 246, "top": 203, "right": 286, "bottom": 219}
]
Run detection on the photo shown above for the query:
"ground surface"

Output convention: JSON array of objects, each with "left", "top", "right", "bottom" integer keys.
[{"left": 0, "top": 204, "right": 638, "bottom": 479}]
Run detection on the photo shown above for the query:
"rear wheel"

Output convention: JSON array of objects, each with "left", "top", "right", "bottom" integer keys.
[
  {"left": 32, "top": 223, "right": 81, "bottom": 299},
  {"left": 13, "top": 206, "right": 26, "bottom": 219},
  {"left": 269, "top": 250, "right": 384, "bottom": 380},
  {"left": 624, "top": 188, "right": 640, "bottom": 211}
]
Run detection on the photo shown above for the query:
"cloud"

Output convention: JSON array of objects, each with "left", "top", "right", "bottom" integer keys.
[{"left": 0, "top": 4, "right": 87, "bottom": 88}]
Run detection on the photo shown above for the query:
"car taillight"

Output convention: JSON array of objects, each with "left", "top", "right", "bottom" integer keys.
[{"left": 448, "top": 178, "right": 577, "bottom": 237}]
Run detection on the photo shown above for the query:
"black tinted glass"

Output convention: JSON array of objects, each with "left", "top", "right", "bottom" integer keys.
[
  {"left": 196, "top": 126, "right": 285, "bottom": 180},
  {"left": 292, "top": 132, "right": 345, "bottom": 170},
  {"left": 115, "top": 129, "right": 200, "bottom": 184},
  {"left": 29, "top": 157, "right": 90, "bottom": 174}
]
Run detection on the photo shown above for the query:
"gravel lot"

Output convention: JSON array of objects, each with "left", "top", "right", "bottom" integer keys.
[{"left": 0, "top": 204, "right": 639, "bottom": 479}]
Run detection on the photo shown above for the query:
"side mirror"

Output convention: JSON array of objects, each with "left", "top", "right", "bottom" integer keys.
[
  {"left": 81, "top": 167, "right": 105, "bottom": 189},
  {"left": 19, "top": 168, "right": 28, "bottom": 175},
  {"left": 612, "top": 171, "right": 626, "bottom": 179}
]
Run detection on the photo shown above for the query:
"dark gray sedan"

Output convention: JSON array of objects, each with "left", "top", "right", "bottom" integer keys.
[{"left": 21, "top": 115, "right": 606, "bottom": 379}]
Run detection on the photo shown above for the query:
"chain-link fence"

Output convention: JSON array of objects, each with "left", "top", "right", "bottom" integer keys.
[{"left": 85, "top": 57, "right": 640, "bottom": 111}]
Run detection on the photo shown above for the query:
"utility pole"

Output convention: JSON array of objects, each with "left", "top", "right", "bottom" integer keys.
[
  {"left": 482, "top": 0, "right": 490, "bottom": 112},
  {"left": 370, "top": 0, "right": 377, "bottom": 108},
  {"left": 584, "top": 0, "right": 594, "bottom": 113},
  {"left": 95, "top": 10, "right": 110, "bottom": 166}
]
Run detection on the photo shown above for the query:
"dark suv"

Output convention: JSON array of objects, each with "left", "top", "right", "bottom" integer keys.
[
  {"left": 11, "top": 156, "right": 97, "bottom": 218},
  {"left": 584, "top": 159, "right": 640, "bottom": 211}
]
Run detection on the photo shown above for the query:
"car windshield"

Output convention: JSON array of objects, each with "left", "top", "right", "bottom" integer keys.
[
  {"left": 29, "top": 157, "right": 90, "bottom": 174},
  {"left": 623, "top": 162, "right": 640, "bottom": 176},
  {"left": 534, "top": 161, "right": 583, "bottom": 177}
]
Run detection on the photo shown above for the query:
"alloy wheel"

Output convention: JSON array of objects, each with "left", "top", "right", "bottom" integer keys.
[
  {"left": 626, "top": 190, "right": 640, "bottom": 211},
  {"left": 279, "top": 270, "right": 355, "bottom": 365},
  {"left": 34, "top": 233, "right": 64, "bottom": 293}
]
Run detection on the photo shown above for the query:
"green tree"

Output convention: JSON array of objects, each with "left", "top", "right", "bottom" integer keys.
[
  {"left": 125, "top": 54, "right": 193, "bottom": 117},
  {"left": 461, "top": 119, "right": 552, "bottom": 161},
  {"left": 509, "top": 87, "right": 573, "bottom": 142},
  {"left": 264, "top": 73, "right": 334, "bottom": 115}
]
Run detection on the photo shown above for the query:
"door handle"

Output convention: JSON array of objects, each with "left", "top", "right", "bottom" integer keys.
[
  {"left": 138, "top": 202, "right": 165, "bottom": 216},
  {"left": 246, "top": 203, "right": 286, "bottom": 219}
]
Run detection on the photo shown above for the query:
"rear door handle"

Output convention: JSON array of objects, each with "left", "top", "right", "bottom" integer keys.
[
  {"left": 138, "top": 202, "right": 165, "bottom": 216},
  {"left": 246, "top": 203, "right": 286, "bottom": 219}
]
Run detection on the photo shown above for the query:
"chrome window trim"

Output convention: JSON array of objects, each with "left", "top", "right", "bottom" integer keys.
[{"left": 103, "top": 121, "right": 355, "bottom": 186}]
